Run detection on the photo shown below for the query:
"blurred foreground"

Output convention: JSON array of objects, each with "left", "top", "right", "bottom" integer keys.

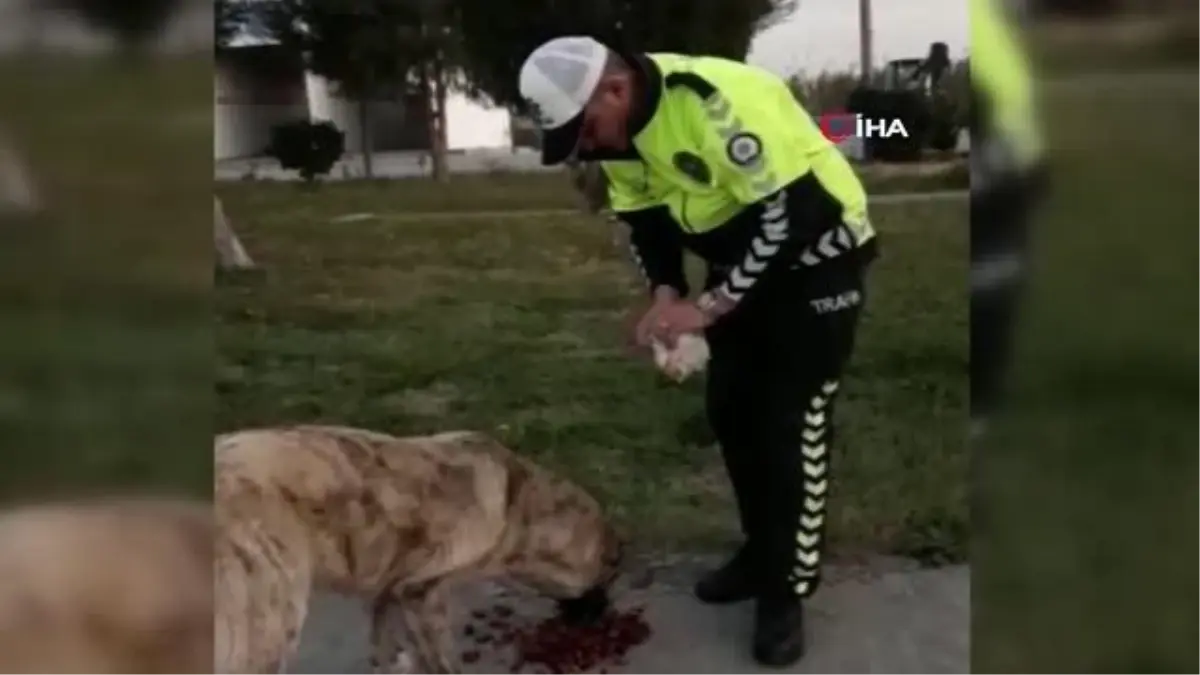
[
  {"left": 0, "top": 53, "right": 211, "bottom": 502},
  {"left": 0, "top": 22, "right": 213, "bottom": 666},
  {"left": 0, "top": 497, "right": 213, "bottom": 672},
  {"left": 971, "top": 4, "right": 1198, "bottom": 672}
]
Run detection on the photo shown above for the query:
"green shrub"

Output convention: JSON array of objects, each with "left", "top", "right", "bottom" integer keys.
[{"left": 266, "top": 119, "right": 345, "bottom": 183}]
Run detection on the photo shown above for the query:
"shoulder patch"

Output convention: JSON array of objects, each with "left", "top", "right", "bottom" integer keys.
[
  {"left": 665, "top": 72, "right": 717, "bottom": 99},
  {"left": 726, "top": 132, "right": 763, "bottom": 168}
]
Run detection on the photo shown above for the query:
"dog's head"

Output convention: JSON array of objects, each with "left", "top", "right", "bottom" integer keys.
[
  {"left": 502, "top": 462, "right": 626, "bottom": 620},
  {"left": 552, "top": 516, "right": 623, "bottom": 626}
]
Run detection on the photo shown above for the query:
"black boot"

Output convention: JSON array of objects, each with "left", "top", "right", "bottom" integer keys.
[
  {"left": 694, "top": 545, "right": 759, "bottom": 604},
  {"left": 752, "top": 595, "right": 807, "bottom": 667}
]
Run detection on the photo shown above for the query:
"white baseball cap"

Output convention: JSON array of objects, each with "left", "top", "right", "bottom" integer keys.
[{"left": 518, "top": 36, "right": 610, "bottom": 166}]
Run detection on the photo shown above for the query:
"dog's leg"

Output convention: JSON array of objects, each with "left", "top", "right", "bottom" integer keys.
[
  {"left": 368, "top": 595, "right": 415, "bottom": 674},
  {"left": 239, "top": 593, "right": 307, "bottom": 675},
  {"left": 392, "top": 581, "right": 459, "bottom": 675},
  {"left": 215, "top": 541, "right": 312, "bottom": 675}
]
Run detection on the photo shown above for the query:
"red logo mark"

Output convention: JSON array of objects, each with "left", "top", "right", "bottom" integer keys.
[{"left": 818, "top": 110, "right": 857, "bottom": 143}]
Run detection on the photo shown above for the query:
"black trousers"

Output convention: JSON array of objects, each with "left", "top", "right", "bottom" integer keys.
[{"left": 704, "top": 242, "right": 874, "bottom": 602}]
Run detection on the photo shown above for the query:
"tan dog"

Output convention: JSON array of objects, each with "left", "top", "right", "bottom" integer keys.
[
  {"left": 0, "top": 498, "right": 214, "bottom": 673},
  {"left": 214, "top": 425, "right": 624, "bottom": 674}
]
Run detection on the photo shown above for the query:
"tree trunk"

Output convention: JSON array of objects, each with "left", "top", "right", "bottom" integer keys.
[
  {"left": 433, "top": 57, "right": 450, "bottom": 183},
  {"left": 358, "top": 98, "right": 373, "bottom": 179},
  {"left": 0, "top": 133, "right": 40, "bottom": 214},
  {"left": 423, "top": 61, "right": 449, "bottom": 183},
  {"left": 213, "top": 197, "right": 255, "bottom": 270}
]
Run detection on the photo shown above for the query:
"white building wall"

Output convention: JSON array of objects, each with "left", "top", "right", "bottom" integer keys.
[
  {"left": 214, "top": 63, "right": 308, "bottom": 160},
  {"left": 303, "top": 71, "right": 337, "bottom": 123},
  {"left": 306, "top": 71, "right": 513, "bottom": 153},
  {"left": 303, "top": 72, "right": 411, "bottom": 153},
  {"left": 303, "top": 73, "right": 360, "bottom": 149},
  {"left": 215, "top": 55, "right": 515, "bottom": 160},
  {"left": 445, "top": 92, "right": 511, "bottom": 150}
]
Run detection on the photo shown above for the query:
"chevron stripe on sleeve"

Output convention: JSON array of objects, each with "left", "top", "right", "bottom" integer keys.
[{"left": 715, "top": 189, "right": 789, "bottom": 305}]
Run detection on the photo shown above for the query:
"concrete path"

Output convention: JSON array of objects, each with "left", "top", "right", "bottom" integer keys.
[{"left": 291, "top": 556, "right": 969, "bottom": 674}]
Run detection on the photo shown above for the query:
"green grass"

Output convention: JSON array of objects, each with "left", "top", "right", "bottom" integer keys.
[
  {"left": 222, "top": 160, "right": 968, "bottom": 214},
  {"left": 215, "top": 186, "right": 968, "bottom": 555},
  {"left": 0, "top": 54, "right": 212, "bottom": 503},
  {"left": 970, "top": 71, "right": 1198, "bottom": 672},
  {"left": 1031, "top": 15, "right": 1199, "bottom": 75}
]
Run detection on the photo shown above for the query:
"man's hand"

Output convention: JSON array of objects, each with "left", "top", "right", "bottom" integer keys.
[
  {"left": 653, "top": 301, "right": 713, "bottom": 345},
  {"left": 633, "top": 287, "right": 683, "bottom": 349}
]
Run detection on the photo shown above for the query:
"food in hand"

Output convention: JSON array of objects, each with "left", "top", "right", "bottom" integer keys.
[{"left": 651, "top": 333, "right": 710, "bottom": 383}]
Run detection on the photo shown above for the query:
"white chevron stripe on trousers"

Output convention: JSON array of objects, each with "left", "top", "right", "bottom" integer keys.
[
  {"left": 796, "top": 224, "right": 859, "bottom": 268},
  {"left": 791, "top": 379, "right": 839, "bottom": 596}
]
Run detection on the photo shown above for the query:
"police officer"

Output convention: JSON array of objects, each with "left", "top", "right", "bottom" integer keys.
[
  {"left": 519, "top": 36, "right": 878, "bottom": 666},
  {"left": 970, "top": 0, "right": 1047, "bottom": 437}
]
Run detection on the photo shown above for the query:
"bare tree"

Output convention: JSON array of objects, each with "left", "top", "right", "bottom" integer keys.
[{"left": 214, "top": 197, "right": 255, "bottom": 270}]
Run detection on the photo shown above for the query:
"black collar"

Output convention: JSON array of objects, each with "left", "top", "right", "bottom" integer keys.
[
  {"left": 576, "top": 52, "right": 660, "bottom": 162},
  {"left": 624, "top": 52, "right": 661, "bottom": 138}
]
